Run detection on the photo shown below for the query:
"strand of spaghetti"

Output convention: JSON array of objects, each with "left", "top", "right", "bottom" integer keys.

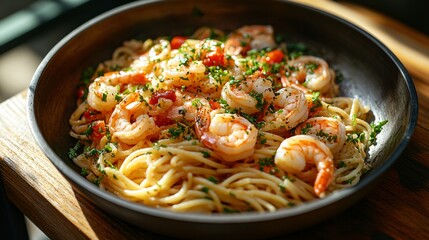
[
  {"left": 114, "top": 140, "right": 151, "bottom": 160},
  {"left": 324, "top": 97, "right": 353, "bottom": 112},
  {"left": 123, "top": 169, "right": 185, "bottom": 197},
  {"left": 104, "top": 167, "right": 141, "bottom": 190},
  {"left": 254, "top": 198, "right": 277, "bottom": 212},
  {"left": 140, "top": 157, "right": 175, "bottom": 188},
  {"left": 192, "top": 184, "right": 251, "bottom": 210},
  {"left": 207, "top": 189, "right": 223, "bottom": 212},
  {"left": 145, "top": 154, "right": 174, "bottom": 173},
  {"left": 119, "top": 154, "right": 150, "bottom": 176},
  {"left": 194, "top": 176, "right": 288, "bottom": 211},
  {"left": 69, "top": 101, "right": 89, "bottom": 129},
  {"left": 170, "top": 198, "right": 216, "bottom": 212},
  {"left": 253, "top": 147, "right": 277, "bottom": 157},
  {"left": 262, "top": 131, "right": 286, "bottom": 142},
  {"left": 69, "top": 131, "right": 89, "bottom": 140},
  {"left": 294, "top": 179, "right": 317, "bottom": 199},
  {"left": 219, "top": 167, "right": 283, "bottom": 185},
  {"left": 155, "top": 146, "right": 227, "bottom": 168},
  {"left": 321, "top": 102, "right": 350, "bottom": 121},
  {"left": 119, "top": 148, "right": 155, "bottom": 172},
  {"left": 227, "top": 178, "right": 284, "bottom": 196},
  {"left": 220, "top": 171, "right": 264, "bottom": 186},
  {"left": 193, "top": 177, "right": 264, "bottom": 211},
  {"left": 184, "top": 189, "right": 207, "bottom": 199},
  {"left": 283, "top": 177, "right": 315, "bottom": 201},
  {"left": 335, "top": 159, "right": 364, "bottom": 183},
  {"left": 235, "top": 189, "right": 289, "bottom": 207},
  {"left": 144, "top": 181, "right": 189, "bottom": 205},
  {"left": 350, "top": 97, "right": 370, "bottom": 119},
  {"left": 182, "top": 166, "right": 218, "bottom": 176}
]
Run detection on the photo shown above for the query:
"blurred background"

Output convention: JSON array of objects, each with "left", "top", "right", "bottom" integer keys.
[
  {"left": 0, "top": 0, "right": 427, "bottom": 239},
  {"left": 0, "top": 0, "right": 134, "bottom": 102}
]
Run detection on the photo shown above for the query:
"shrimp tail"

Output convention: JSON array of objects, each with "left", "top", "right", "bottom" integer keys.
[
  {"left": 194, "top": 107, "right": 215, "bottom": 149},
  {"left": 314, "top": 165, "right": 334, "bottom": 197}
]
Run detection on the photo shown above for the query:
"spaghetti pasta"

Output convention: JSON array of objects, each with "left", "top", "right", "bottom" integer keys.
[{"left": 68, "top": 25, "right": 386, "bottom": 213}]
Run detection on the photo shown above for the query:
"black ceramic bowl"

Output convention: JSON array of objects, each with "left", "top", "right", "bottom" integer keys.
[{"left": 28, "top": 0, "right": 418, "bottom": 239}]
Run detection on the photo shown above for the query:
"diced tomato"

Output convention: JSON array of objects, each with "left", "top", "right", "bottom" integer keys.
[
  {"left": 149, "top": 90, "right": 177, "bottom": 105},
  {"left": 90, "top": 121, "right": 106, "bottom": 142},
  {"left": 265, "top": 49, "right": 284, "bottom": 64},
  {"left": 209, "top": 100, "right": 221, "bottom": 110},
  {"left": 76, "top": 86, "right": 85, "bottom": 99},
  {"left": 171, "top": 36, "right": 187, "bottom": 49},
  {"left": 153, "top": 114, "right": 174, "bottom": 126},
  {"left": 83, "top": 109, "right": 104, "bottom": 122},
  {"left": 203, "top": 51, "right": 226, "bottom": 67}
]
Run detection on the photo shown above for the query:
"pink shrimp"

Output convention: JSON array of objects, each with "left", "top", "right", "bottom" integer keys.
[
  {"left": 225, "top": 25, "right": 276, "bottom": 56},
  {"left": 275, "top": 135, "right": 334, "bottom": 197},
  {"left": 108, "top": 92, "right": 159, "bottom": 145},
  {"left": 195, "top": 106, "right": 258, "bottom": 162},
  {"left": 294, "top": 117, "right": 346, "bottom": 154}
]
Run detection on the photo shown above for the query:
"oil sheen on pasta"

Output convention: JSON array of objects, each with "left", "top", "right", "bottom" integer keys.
[{"left": 68, "top": 25, "right": 386, "bottom": 213}]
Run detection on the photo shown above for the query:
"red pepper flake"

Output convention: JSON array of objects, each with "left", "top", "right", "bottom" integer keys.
[{"left": 90, "top": 121, "right": 106, "bottom": 142}]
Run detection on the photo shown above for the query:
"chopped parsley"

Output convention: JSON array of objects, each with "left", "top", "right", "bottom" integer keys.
[
  {"left": 310, "top": 91, "right": 322, "bottom": 112},
  {"left": 207, "top": 176, "right": 218, "bottom": 184},
  {"left": 81, "top": 66, "right": 95, "bottom": 85},
  {"left": 258, "top": 157, "right": 276, "bottom": 171},
  {"left": 80, "top": 167, "right": 89, "bottom": 176},
  {"left": 68, "top": 141, "right": 82, "bottom": 159},
  {"left": 248, "top": 90, "right": 264, "bottom": 110},
  {"left": 369, "top": 120, "right": 388, "bottom": 145},
  {"left": 287, "top": 42, "right": 308, "bottom": 59},
  {"left": 316, "top": 130, "right": 337, "bottom": 143},
  {"left": 201, "top": 151, "right": 211, "bottom": 158},
  {"left": 201, "top": 186, "right": 210, "bottom": 193},
  {"left": 304, "top": 62, "right": 319, "bottom": 74},
  {"left": 347, "top": 132, "right": 365, "bottom": 144},
  {"left": 300, "top": 123, "right": 313, "bottom": 134},
  {"left": 168, "top": 124, "right": 186, "bottom": 139},
  {"left": 101, "top": 92, "right": 108, "bottom": 102},
  {"left": 152, "top": 142, "right": 167, "bottom": 150},
  {"left": 223, "top": 207, "right": 240, "bottom": 213}
]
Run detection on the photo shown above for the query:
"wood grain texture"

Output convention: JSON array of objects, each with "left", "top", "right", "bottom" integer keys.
[{"left": 1, "top": 1, "right": 428, "bottom": 239}]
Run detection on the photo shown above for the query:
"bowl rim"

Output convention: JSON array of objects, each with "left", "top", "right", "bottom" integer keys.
[{"left": 27, "top": 0, "right": 419, "bottom": 224}]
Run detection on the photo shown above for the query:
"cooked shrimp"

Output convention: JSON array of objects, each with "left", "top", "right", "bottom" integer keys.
[
  {"left": 225, "top": 25, "right": 276, "bottom": 55},
  {"left": 275, "top": 135, "right": 334, "bottom": 197},
  {"left": 167, "top": 99, "right": 198, "bottom": 123},
  {"left": 221, "top": 73, "right": 275, "bottom": 115},
  {"left": 108, "top": 92, "right": 159, "bottom": 145},
  {"left": 261, "top": 87, "right": 308, "bottom": 133},
  {"left": 87, "top": 81, "right": 118, "bottom": 112},
  {"left": 294, "top": 117, "right": 346, "bottom": 154},
  {"left": 87, "top": 70, "right": 149, "bottom": 112},
  {"left": 160, "top": 50, "right": 206, "bottom": 88},
  {"left": 195, "top": 108, "right": 258, "bottom": 162},
  {"left": 284, "top": 56, "right": 338, "bottom": 96}
]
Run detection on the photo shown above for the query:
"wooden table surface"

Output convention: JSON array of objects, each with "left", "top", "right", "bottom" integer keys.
[{"left": 1, "top": 1, "right": 428, "bottom": 239}]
